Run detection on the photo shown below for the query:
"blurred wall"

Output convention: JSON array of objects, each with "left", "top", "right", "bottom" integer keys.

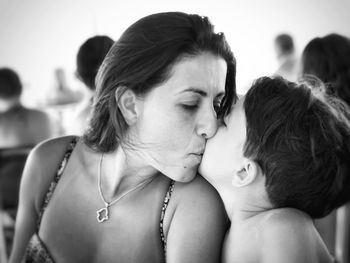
[{"left": 0, "top": 0, "right": 350, "bottom": 104}]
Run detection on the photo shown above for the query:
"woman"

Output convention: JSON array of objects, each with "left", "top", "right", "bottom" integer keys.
[{"left": 10, "top": 12, "right": 237, "bottom": 263}]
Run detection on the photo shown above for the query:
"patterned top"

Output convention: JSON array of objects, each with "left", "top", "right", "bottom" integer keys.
[
  {"left": 24, "top": 137, "right": 175, "bottom": 262},
  {"left": 160, "top": 179, "right": 175, "bottom": 257}
]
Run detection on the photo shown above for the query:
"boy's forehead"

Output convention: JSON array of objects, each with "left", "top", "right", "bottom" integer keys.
[
  {"left": 234, "top": 96, "right": 245, "bottom": 113},
  {"left": 227, "top": 95, "right": 244, "bottom": 113},
  {"left": 227, "top": 96, "right": 246, "bottom": 129}
]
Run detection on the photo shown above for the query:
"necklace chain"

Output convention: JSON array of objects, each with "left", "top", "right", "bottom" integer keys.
[{"left": 96, "top": 153, "right": 153, "bottom": 223}]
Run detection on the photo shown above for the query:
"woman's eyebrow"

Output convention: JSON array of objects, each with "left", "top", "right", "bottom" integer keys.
[
  {"left": 177, "top": 87, "right": 207, "bottom": 96},
  {"left": 177, "top": 88, "right": 225, "bottom": 98}
]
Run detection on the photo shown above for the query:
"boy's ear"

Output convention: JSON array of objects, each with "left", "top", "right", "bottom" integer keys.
[
  {"left": 232, "top": 160, "right": 261, "bottom": 187},
  {"left": 115, "top": 88, "right": 138, "bottom": 126}
]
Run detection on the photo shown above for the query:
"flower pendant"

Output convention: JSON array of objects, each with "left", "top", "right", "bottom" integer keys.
[{"left": 96, "top": 206, "right": 109, "bottom": 223}]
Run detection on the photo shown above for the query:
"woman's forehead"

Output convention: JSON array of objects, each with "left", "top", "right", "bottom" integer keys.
[{"left": 162, "top": 53, "right": 227, "bottom": 95}]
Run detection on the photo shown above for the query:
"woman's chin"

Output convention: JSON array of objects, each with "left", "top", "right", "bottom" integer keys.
[{"left": 164, "top": 166, "right": 198, "bottom": 183}]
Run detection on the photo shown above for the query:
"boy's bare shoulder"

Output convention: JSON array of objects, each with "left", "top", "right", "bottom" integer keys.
[
  {"left": 260, "top": 208, "right": 315, "bottom": 242},
  {"left": 262, "top": 208, "right": 312, "bottom": 228},
  {"left": 259, "top": 208, "right": 333, "bottom": 263}
]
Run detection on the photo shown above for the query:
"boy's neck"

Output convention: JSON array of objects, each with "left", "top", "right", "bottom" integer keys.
[
  {"left": 230, "top": 203, "right": 271, "bottom": 224},
  {"left": 220, "top": 189, "right": 272, "bottom": 223}
]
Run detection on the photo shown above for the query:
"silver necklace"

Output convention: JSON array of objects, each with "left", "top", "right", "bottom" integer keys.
[{"left": 96, "top": 153, "right": 154, "bottom": 223}]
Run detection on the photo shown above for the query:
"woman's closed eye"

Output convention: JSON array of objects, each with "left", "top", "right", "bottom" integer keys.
[
  {"left": 181, "top": 100, "right": 200, "bottom": 111},
  {"left": 181, "top": 104, "right": 199, "bottom": 111}
]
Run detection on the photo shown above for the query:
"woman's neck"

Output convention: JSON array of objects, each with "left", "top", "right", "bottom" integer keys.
[{"left": 101, "top": 145, "right": 160, "bottom": 198}]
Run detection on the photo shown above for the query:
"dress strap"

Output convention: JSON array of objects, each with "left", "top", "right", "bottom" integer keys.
[
  {"left": 159, "top": 179, "right": 175, "bottom": 259},
  {"left": 35, "top": 137, "right": 78, "bottom": 231}
]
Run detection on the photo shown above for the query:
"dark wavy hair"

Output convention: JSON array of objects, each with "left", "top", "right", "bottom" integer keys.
[
  {"left": 302, "top": 33, "right": 350, "bottom": 106},
  {"left": 83, "top": 12, "right": 237, "bottom": 152},
  {"left": 76, "top": 35, "right": 114, "bottom": 91},
  {"left": 244, "top": 76, "right": 350, "bottom": 218},
  {"left": 0, "top": 68, "right": 22, "bottom": 99}
]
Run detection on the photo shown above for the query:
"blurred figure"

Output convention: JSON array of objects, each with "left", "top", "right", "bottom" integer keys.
[
  {"left": 274, "top": 33, "right": 299, "bottom": 81},
  {"left": 301, "top": 33, "right": 350, "bottom": 258},
  {"left": 65, "top": 35, "right": 114, "bottom": 135},
  {"left": 302, "top": 33, "right": 350, "bottom": 106},
  {"left": 0, "top": 68, "right": 54, "bottom": 148},
  {"left": 47, "top": 68, "right": 82, "bottom": 106}
]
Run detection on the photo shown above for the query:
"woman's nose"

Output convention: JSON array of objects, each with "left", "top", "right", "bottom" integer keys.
[{"left": 196, "top": 108, "right": 218, "bottom": 139}]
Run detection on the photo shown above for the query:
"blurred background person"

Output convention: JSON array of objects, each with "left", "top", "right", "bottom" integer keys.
[
  {"left": 0, "top": 68, "right": 55, "bottom": 148},
  {"left": 302, "top": 33, "right": 350, "bottom": 106},
  {"left": 274, "top": 33, "right": 299, "bottom": 82},
  {"left": 64, "top": 35, "right": 114, "bottom": 135},
  {"left": 301, "top": 32, "right": 350, "bottom": 259},
  {"left": 0, "top": 68, "right": 57, "bottom": 256}
]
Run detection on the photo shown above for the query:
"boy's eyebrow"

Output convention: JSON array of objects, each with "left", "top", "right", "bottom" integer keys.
[{"left": 178, "top": 87, "right": 225, "bottom": 98}]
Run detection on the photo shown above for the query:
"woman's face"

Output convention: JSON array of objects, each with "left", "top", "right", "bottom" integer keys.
[
  {"left": 130, "top": 52, "right": 227, "bottom": 182},
  {"left": 199, "top": 97, "right": 246, "bottom": 191}
]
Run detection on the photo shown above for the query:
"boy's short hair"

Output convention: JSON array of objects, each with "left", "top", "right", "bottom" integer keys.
[{"left": 243, "top": 76, "right": 350, "bottom": 218}]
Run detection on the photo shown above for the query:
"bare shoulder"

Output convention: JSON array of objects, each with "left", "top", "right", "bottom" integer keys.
[
  {"left": 165, "top": 175, "right": 228, "bottom": 262},
  {"left": 169, "top": 174, "right": 228, "bottom": 235},
  {"left": 29, "top": 135, "right": 78, "bottom": 164},
  {"left": 263, "top": 208, "right": 311, "bottom": 227},
  {"left": 260, "top": 208, "right": 333, "bottom": 263},
  {"left": 175, "top": 174, "right": 223, "bottom": 201},
  {"left": 173, "top": 174, "right": 227, "bottom": 216},
  {"left": 22, "top": 135, "right": 78, "bottom": 212},
  {"left": 260, "top": 208, "right": 317, "bottom": 243}
]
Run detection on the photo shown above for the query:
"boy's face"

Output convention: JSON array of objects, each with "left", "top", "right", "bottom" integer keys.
[{"left": 199, "top": 97, "right": 247, "bottom": 191}]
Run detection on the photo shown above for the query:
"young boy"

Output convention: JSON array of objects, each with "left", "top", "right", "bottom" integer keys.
[{"left": 200, "top": 76, "right": 350, "bottom": 263}]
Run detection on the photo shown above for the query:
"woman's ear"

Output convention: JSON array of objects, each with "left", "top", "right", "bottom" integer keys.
[
  {"left": 115, "top": 88, "right": 138, "bottom": 126},
  {"left": 232, "top": 160, "right": 260, "bottom": 187}
]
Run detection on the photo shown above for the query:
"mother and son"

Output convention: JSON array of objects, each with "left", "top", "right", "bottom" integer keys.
[{"left": 10, "top": 11, "right": 350, "bottom": 263}]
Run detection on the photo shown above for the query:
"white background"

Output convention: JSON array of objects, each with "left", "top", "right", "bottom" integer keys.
[{"left": 1, "top": 0, "right": 350, "bottom": 105}]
